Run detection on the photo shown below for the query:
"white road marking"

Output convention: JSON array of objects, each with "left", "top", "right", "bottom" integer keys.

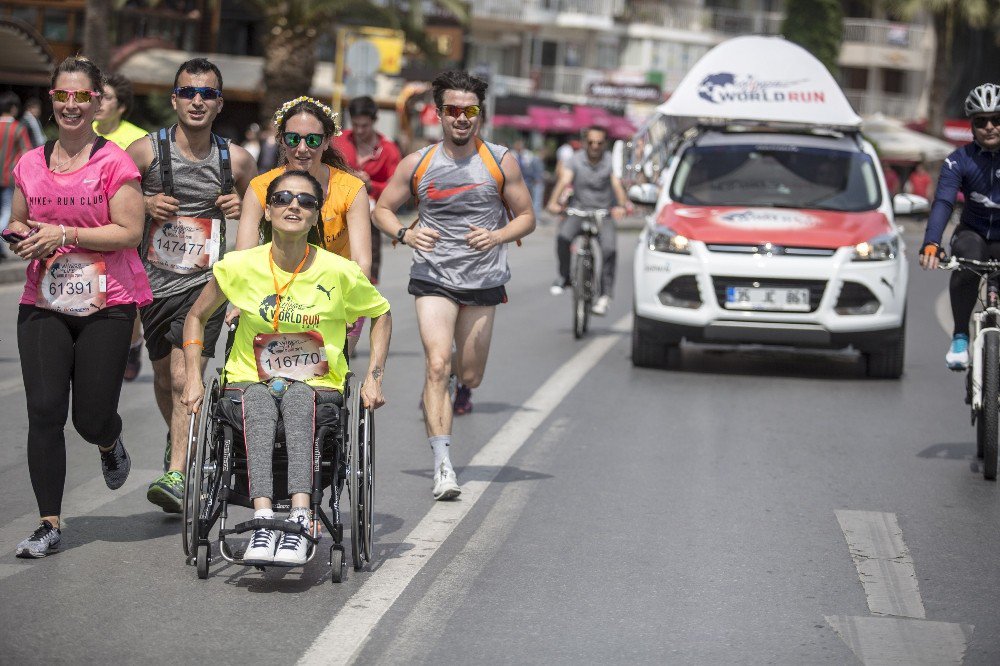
[
  {"left": 298, "top": 318, "right": 630, "bottom": 665},
  {"left": 375, "top": 419, "right": 568, "bottom": 662},
  {"left": 935, "top": 288, "right": 951, "bottom": 336},
  {"left": 0, "top": 468, "right": 160, "bottom": 581},
  {"left": 835, "top": 510, "right": 926, "bottom": 618},
  {"left": 826, "top": 615, "right": 971, "bottom": 666}
]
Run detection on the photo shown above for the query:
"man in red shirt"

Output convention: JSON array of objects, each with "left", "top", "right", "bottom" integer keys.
[
  {"left": 333, "top": 96, "right": 401, "bottom": 283},
  {"left": 0, "top": 92, "right": 32, "bottom": 261},
  {"left": 907, "top": 163, "right": 933, "bottom": 198}
]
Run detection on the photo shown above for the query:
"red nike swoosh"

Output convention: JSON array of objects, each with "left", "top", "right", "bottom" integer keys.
[{"left": 425, "top": 180, "right": 487, "bottom": 200}]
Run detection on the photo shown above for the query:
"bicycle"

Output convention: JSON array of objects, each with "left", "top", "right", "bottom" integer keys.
[
  {"left": 941, "top": 256, "right": 1000, "bottom": 480},
  {"left": 565, "top": 207, "right": 608, "bottom": 339}
]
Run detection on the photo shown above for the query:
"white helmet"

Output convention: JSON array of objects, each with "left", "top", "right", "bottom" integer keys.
[{"left": 965, "top": 83, "right": 1000, "bottom": 116}]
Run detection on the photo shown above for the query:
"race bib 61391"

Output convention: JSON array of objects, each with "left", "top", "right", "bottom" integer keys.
[{"left": 37, "top": 252, "right": 107, "bottom": 316}]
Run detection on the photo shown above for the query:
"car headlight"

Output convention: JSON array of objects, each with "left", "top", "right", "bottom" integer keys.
[
  {"left": 648, "top": 226, "right": 691, "bottom": 254},
  {"left": 852, "top": 233, "right": 898, "bottom": 261}
]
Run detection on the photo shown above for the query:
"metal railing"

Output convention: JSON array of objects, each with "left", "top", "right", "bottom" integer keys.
[
  {"left": 842, "top": 18, "right": 928, "bottom": 50},
  {"left": 472, "top": 0, "right": 624, "bottom": 22},
  {"left": 844, "top": 90, "right": 915, "bottom": 118},
  {"left": 534, "top": 65, "right": 606, "bottom": 96}
]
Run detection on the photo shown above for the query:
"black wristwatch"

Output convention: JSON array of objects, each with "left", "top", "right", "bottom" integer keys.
[{"left": 396, "top": 227, "right": 408, "bottom": 243}]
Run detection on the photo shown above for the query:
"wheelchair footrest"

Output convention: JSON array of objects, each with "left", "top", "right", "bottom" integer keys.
[{"left": 223, "top": 518, "right": 319, "bottom": 544}]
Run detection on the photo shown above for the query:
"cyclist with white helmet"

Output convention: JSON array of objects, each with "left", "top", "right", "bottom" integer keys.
[{"left": 920, "top": 83, "right": 1000, "bottom": 369}]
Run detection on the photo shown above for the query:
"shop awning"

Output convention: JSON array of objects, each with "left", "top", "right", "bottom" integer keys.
[{"left": 0, "top": 19, "right": 56, "bottom": 86}]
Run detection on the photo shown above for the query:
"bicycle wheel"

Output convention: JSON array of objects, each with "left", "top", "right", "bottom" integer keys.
[
  {"left": 983, "top": 330, "right": 999, "bottom": 480},
  {"left": 347, "top": 378, "right": 363, "bottom": 568},
  {"left": 572, "top": 251, "right": 591, "bottom": 339}
]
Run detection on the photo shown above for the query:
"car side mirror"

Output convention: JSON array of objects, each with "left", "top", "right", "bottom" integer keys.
[
  {"left": 892, "top": 193, "right": 930, "bottom": 217},
  {"left": 629, "top": 183, "right": 659, "bottom": 205}
]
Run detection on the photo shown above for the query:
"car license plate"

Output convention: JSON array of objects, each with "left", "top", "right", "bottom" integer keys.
[{"left": 725, "top": 286, "right": 810, "bottom": 312}]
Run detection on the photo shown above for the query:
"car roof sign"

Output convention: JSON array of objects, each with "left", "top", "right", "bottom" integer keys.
[{"left": 657, "top": 36, "right": 862, "bottom": 130}]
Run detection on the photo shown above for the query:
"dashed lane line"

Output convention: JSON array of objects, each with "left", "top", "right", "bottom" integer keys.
[
  {"left": 297, "top": 317, "right": 630, "bottom": 665},
  {"left": 826, "top": 616, "right": 971, "bottom": 666}
]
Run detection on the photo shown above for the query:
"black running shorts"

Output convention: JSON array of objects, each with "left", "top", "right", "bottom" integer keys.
[
  {"left": 139, "top": 283, "right": 226, "bottom": 362},
  {"left": 407, "top": 278, "right": 507, "bottom": 307}
]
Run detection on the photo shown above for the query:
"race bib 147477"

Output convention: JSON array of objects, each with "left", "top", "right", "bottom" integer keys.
[
  {"left": 253, "top": 331, "right": 330, "bottom": 382},
  {"left": 147, "top": 216, "right": 220, "bottom": 274},
  {"left": 36, "top": 252, "right": 107, "bottom": 316}
]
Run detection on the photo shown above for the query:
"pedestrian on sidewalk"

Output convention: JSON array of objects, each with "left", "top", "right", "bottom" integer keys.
[{"left": 0, "top": 92, "right": 32, "bottom": 261}]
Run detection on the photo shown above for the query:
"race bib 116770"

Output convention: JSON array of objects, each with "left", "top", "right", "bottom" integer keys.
[
  {"left": 147, "top": 216, "right": 220, "bottom": 274},
  {"left": 253, "top": 331, "right": 330, "bottom": 382},
  {"left": 36, "top": 252, "right": 107, "bottom": 316}
]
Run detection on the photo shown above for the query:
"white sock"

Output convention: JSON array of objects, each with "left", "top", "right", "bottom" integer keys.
[
  {"left": 254, "top": 508, "right": 274, "bottom": 520},
  {"left": 430, "top": 435, "right": 451, "bottom": 471}
]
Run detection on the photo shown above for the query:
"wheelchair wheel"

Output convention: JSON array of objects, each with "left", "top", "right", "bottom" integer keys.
[
  {"left": 347, "top": 379, "right": 369, "bottom": 570},
  {"left": 196, "top": 543, "right": 210, "bottom": 580},
  {"left": 183, "top": 377, "right": 217, "bottom": 559},
  {"left": 330, "top": 546, "right": 345, "bottom": 584},
  {"left": 358, "top": 404, "right": 374, "bottom": 563}
]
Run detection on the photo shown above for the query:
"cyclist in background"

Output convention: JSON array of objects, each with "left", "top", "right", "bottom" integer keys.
[
  {"left": 919, "top": 83, "right": 1000, "bottom": 370},
  {"left": 546, "top": 125, "right": 631, "bottom": 316}
]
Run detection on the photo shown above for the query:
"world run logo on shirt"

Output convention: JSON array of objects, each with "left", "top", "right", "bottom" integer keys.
[
  {"left": 697, "top": 73, "right": 825, "bottom": 105},
  {"left": 258, "top": 294, "right": 321, "bottom": 327}
]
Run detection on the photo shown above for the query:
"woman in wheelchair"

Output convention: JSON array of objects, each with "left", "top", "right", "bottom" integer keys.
[{"left": 179, "top": 170, "right": 391, "bottom": 567}]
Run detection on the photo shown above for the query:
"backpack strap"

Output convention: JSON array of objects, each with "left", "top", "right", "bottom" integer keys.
[
  {"left": 394, "top": 143, "right": 439, "bottom": 247},
  {"left": 156, "top": 127, "right": 174, "bottom": 199},
  {"left": 475, "top": 138, "right": 521, "bottom": 247},
  {"left": 214, "top": 133, "right": 234, "bottom": 195}
]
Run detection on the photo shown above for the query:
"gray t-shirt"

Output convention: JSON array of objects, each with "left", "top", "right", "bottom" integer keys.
[
  {"left": 569, "top": 150, "right": 615, "bottom": 211},
  {"left": 411, "top": 141, "right": 511, "bottom": 290},
  {"left": 140, "top": 126, "right": 229, "bottom": 298}
]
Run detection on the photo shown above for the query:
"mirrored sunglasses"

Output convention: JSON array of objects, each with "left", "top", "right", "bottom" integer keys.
[
  {"left": 439, "top": 104, "right": 482, "bottom": 119},
  {"left": 973, "top": 115, "right": 1000, "bottom": 129},
  {"left": 173, "top": 86, "right": 222, "bottom": 100},
  {"left": 269, "top": 190, "right": 320, "bottom": 211},
  {"left": 49, "top": 89, "right": 100, "bottom": 104},
  {"left": 282, "top": 132, "right": 325, "bottom": 149}
]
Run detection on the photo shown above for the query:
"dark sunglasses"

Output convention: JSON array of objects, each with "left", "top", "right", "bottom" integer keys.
[
  {"left": 282, "top": 132, "right": 325, "bottom": 149},
  {"left": 173, "top": 86, "right": 222, "bottom": 100},
  {"left": 973, "top": 115, "right": 1000, "bottom": 129},
  {"left": 587, "top": 140, "right": 606, "bottom": 146},
  {"left": 439, "top": 104, "right": 481, "bottom": 119},
  {"left": 49, "top": 89, "right": 100, "bottom": 104},
  {"left": 269, "top": 190, "right": 320, "bottom": 211}
]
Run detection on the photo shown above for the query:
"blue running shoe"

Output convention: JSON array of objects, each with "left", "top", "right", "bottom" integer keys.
[{"left": 946, "top": 334, "right": 970, "bottom": 371}]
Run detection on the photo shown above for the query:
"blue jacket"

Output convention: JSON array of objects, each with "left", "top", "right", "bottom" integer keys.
[{"left": 924, "top": 142, "right": 1000, "bottom": 245}]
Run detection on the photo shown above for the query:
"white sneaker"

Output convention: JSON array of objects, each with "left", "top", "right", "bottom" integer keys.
[
  {"left": 550, "top": 279, "right": 568, "bottom": 296},
  {"left": 591, "top": 295, "right": 610, "bottom": 316},
  {"left": 243, "top": 526, "right": 278, "bottom": 565},
  {"left": 432, "top": 462, "right": 461, "bottom": 501},
  {"left": 272, "top": 513, "right": 311, "bottom": 566}
]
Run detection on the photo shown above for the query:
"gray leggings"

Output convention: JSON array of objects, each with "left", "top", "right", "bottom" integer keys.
[{"left": 229, "top": 381, "right": 328, "bottom": 500}]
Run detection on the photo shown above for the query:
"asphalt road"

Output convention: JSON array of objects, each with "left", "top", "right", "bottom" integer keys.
[{"left": 1, "top": 220, "right": 998, "bottom": 665}]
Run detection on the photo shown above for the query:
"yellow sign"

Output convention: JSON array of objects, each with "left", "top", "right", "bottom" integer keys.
[{"left": 354, "top": 27, "right": 405, "bottom": 75}]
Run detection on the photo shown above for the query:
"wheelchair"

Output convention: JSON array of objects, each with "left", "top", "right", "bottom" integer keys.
[{"left": 180, "top": 369, "right": 374, "bottom": 582}]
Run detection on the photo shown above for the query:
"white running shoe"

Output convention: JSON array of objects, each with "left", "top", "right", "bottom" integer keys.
[
  {"left": 946, "top": 334, "right": 970, "bottom": 371},
  {"left": 550, "top": 279, "right": 568, "bottom": 296},
  {"left": 591, "top": 295, "right": 610, "bottom": 316},
  {"left": 272, "top": 513, "right": 311, "bottom": 566},
  {"left": 243, "top": 526, "right": 278, "bottom": 565},
  {"left": 432, "top": 462, "right": 461, "bottom": 501}
]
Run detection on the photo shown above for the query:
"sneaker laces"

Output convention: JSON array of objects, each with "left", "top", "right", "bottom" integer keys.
[
  {"left": 279, "top": 516, "right": 307, "bottom": 550},
  {"left": 101, "top": 442, "right": 122, "bottom": 470},
  {"left": 164, "top": 470, "right": 184, "bottom": 487},
  {"left": 952, "top": 335, "right": 969, "bottom": 353},
  {"left": 28, "top": 522, "right": 54, "bottom": 542},
  {"left": 250, "top": 528, "right": 272, "bottom": 549}
]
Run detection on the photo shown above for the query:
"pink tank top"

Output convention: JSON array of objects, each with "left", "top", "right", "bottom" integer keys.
[{"left": 14, "top": 141, "right": 153, "bottom": 309}]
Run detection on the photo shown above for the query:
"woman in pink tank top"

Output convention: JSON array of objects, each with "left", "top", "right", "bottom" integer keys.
[{"left": 5, "top": 57, "right": 151, "bottom": 560}]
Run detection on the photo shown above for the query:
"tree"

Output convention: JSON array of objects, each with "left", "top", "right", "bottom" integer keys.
[
  {"left": 782, "top": 0, "right": 844, "bottom": 77},
  {"left": 889, "top": 0, "right": 994, "bottom": 136},
  {"left": 82, "top": 0, "right": 112, "bottom": 70}
]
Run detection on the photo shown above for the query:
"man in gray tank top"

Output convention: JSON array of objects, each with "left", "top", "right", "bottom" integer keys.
[
  {"left": 547, "top": 125, "right": 632, "bottom": 316},
  {"left": 373, "top": 70, "right": 535, "bottom": 501},
  {"left": 127, "top": 58, "right": 256, "bottom": 513}
]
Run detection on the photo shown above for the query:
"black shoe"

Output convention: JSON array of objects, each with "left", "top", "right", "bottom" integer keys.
[
  {"left": 15, "top": 521, "right": 61, "bottom": 558},
  {"left": 100, "top": 437, "right": 131, "bottom": 490},
  {"left": 123, "top": 343, "right": 142, "bottom": 382}
]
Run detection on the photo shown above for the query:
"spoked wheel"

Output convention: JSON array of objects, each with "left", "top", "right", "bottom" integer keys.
[
  {"left": 183, "top": 377, "right": 218, "bottom": 559},
  {"left": 982, "top": 330, "right": 999, "bottom": 480},
  {"left": 572, "top": 254, "right": 591, "bottom": 339},
  {"left": 358, "top": 405, "right": 374, "bottom": 564},
  {"left": 347, "top": 379, "right": 364, "bottom": 569}
]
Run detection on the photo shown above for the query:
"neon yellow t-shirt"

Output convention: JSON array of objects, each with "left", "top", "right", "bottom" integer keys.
[
  {"left": 212, "top": 243, "right": 389, "bottom": 391},
  {"left": 93, "top": 119, "right": 148, "bottom": 151}
]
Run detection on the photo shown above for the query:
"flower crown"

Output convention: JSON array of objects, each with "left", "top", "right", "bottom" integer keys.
[{"left": 273, "top": 96, "right": 341, "bottom": 135}]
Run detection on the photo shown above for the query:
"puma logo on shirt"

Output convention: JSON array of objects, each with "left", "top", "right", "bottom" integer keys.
[{"left": 316, "top": 284, "right": 335, "bottom": 300}]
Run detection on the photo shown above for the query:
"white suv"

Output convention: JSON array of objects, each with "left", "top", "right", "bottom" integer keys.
[{"left": 631, "top": 128, "right": 917, "bottom": 378}]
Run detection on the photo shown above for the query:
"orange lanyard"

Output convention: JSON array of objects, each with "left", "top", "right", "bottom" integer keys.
[{"left": 268, "top": 245, "right": 310, "bottom": 332}]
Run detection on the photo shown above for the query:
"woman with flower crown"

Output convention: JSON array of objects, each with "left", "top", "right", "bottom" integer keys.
[{"left": 236, "top": 98, "right": 372, "bottom": 352}]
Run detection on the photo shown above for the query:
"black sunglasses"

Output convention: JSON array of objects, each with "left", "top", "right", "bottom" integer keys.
[
  {"left": 973, "top": 115, "right": 1000, "bottom": 129},
  {"left": 269, "top": 190, "right": 320, "bottom": 211},
  {"left": 173, "top": 86, "right": 222, "bottom": 100},
  {"left": 282, "top": 132, "right": 325, "bottom": 149}
]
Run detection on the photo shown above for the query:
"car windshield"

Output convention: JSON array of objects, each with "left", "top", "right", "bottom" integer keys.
[{"left": 670, "top": 142, "right": 882, "bottom": 212}]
